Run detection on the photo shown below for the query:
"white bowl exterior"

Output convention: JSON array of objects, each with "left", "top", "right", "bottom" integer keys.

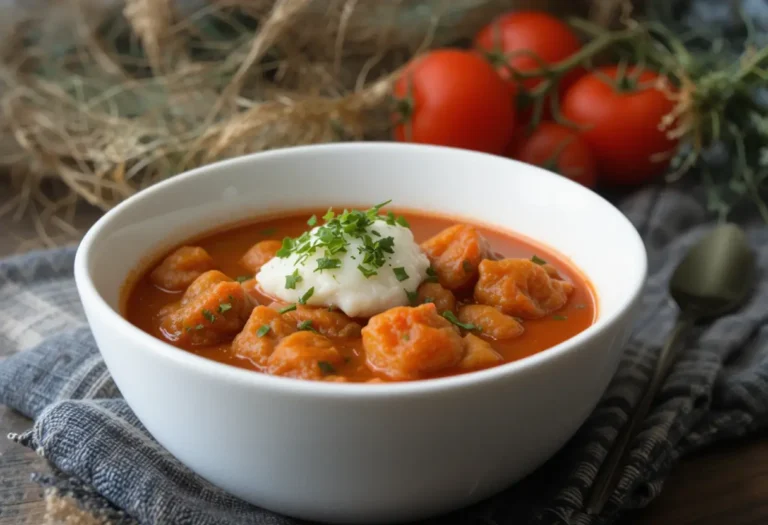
[{"left": 75, "top": 143, "right": 645, "bottom": 523}]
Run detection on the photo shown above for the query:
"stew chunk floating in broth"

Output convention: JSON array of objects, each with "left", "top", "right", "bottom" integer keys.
[{"left": 124, "top": 201, "right": 596, "bottom": 383}]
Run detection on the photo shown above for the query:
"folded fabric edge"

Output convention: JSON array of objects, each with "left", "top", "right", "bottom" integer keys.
[{"left": 8, "top": 430, "right": 138, "bottom": 525}]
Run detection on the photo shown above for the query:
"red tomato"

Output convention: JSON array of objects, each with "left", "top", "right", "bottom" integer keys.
[
  {"left": 508, "top": 122, "right": 597, "bottom": 188},
  {"left": 474, "top": 11, "right": 583, "bottom": 125},
  {"left": 393, "top": 49, "right": 515, "bottom": 155},
  {"left": 561, "top": 66, "right": 677, "bottom": 185}
]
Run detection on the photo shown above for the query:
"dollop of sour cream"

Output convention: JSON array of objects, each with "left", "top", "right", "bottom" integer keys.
[{"left": 256, "top": 211, "right": 429, "bottom": 318}]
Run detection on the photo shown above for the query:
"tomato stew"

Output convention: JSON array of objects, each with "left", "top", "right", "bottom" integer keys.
[{"left": 123, "top": 207, "right": 596, "bottom": 383}]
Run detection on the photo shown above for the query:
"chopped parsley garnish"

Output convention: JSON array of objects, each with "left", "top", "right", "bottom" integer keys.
[
  {"left": 279, "top": 303, "right": 297, "bottom": 314},
  {"left": 442, "top": 311, "right": 481, "bottom": 331},
  {"left": 256, "top": 325, "right": 271, "bottom": 337},
  {"left": 285, "top": 269, "right": 303, "bottom": 289},
  {"left": 195, "top": 324, "right": 204, "bottom": 331},
  {"left": 318, "top": 361, "right": 336, "bottom": 374},
  {"left": 298, "top": 287, "right": 315, "bottom": 305},
  {"left": 261, "top": 227, "right": 277, "bottom": 236},
  {"left": 218, "top": 302, "right": 232, "bottom": 314},
  {"left": 185, "top": 326, "right": 192, "bottom": 333},
  {"left": 235, "top": 275, "right": 251, "bottom": 283},
  {"left": 384, "top": 210, "right": 410, "bottom": 228},
  {"left": 425, "top": 266, "right": 439, "bottom": 283},
  {"left": 315, "top": 257, "right": 341, "bottom": 272},
  {"left": 298, "top": 319, "right": 316, "bottom": 332},
  {"left": 201, "top": 309, "right": 216, "bottom": 323},
  {"left": 271, "top": 201, "right": 406, "bottom": 278},
  {"left": 393, "top": 267, "right": 409, "bottom": 282},
  {"left": 531, "top": 255, "right": 547, "bottom": 265},
  {"left": 402, "top": 333, "right": 411, "bottom": 341},
  {"left": 405, "top": 289, "right": 419, "bottom": 305},
  {"left": 423, "top": 296, "right": 435, "bottom": 304},
  {"left": 358, "top": 264, "right": 378, "bottom": 278},
  {"left": 553, "top": 315, "right": 568, "bottom": 321},
  {"left": 462, "top": 260, "right": 473, "bottom": 273}
]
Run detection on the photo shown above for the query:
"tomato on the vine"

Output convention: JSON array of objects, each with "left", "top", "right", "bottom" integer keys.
[
  {"left": 392, "top": 49, "right": 515, "bottom": 155},
  {"left": 508, "top": 122, "right": 597, "bottom": 188},
  {"left": 561, "top": 66, "right": 678, "bottom": 185},
  {"left": 474, "top": 11, "right": 583, "bottom": 124}
]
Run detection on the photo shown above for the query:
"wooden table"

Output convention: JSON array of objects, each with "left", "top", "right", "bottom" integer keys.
[{"left": 1, "top": 183, "right": 767, "bottom": 524}]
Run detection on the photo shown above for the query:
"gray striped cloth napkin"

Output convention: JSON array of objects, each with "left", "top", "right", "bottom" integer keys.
[{"left": 2, "top": 183, "right": 768, "bottom": 525}]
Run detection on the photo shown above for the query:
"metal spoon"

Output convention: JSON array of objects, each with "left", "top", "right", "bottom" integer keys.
[{"left": 585, "top": 223, "right": 755, "bottom": 515}]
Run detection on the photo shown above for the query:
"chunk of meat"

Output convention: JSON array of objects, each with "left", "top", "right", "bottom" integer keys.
[
  {"left": 267, "top": 331, "right": 344, "bottom": 380},
  {"left": 268, "top": 302, "right": 362, "bottom": 338},
  {"left": 420, "top": 225, "right": 492, "bottom": 291},
  {"left": 240, "top": 240, "right": 282, "bottom": 274},
  {"left": 150, "top": 246, "right": 216, "bottom": 291},
  {"left": 457, "top": 304, "right": 524, "bottom": 340},
  {"left": 160, "top": 280, "right": 250, "bottom": 346},
  {"left": 459, "top": 334, "right": 503, "bottom": 370},
  {"left": 415, "top": 282, "right": 456, "bottom": 314},
  {"left": 232, "top": 306, "right": 296, "bottom": 368},
  {"left": 474, "top": 259, "right": 574, "bottom": 319},
  {"left": 362, "top": 303, "right": 464, "bottom": 380}
]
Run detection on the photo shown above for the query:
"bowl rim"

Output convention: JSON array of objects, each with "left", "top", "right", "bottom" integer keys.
[{"left": 74, "top": 142, "right": 647, "bottom": 399}]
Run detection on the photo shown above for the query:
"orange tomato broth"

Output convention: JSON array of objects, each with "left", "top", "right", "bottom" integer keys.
[{"left": 123, "top": 207, "right": 597, "bottom": 382}]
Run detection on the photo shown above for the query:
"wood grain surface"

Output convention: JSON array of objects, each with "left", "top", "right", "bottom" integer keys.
[{"left": 1, "top": 179, "right": 767, "bottom": 524}]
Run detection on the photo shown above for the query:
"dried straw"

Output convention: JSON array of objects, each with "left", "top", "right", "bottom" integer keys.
[{"left": 0, "top": 0, "right": 595, "bottom": 248}]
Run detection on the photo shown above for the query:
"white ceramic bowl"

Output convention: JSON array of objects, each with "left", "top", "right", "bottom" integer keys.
[{"left": 74, "top": 143, "right": 646, "bottom": 523}]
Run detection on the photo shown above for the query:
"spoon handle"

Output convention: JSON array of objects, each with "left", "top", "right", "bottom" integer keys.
[{"left": 585, "top": 313, "right": 696, "bottom": 515}]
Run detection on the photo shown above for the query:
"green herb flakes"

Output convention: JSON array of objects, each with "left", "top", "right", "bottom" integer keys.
[
  {"left": 195, "top": 324, "right": 204, "bottom": 331},
  {"left": 279, "top": 303, "right": 297, "bottom": 314},
  {"left": 299, "top": 287, "right": 315, "bottom": 305},
  {"left": 201, "top": 309, "right": 216, "bottom": 323},
  {"left": 405, "top": 289, "right": 419, "bottom": 305},
  {"left": 285, "top": 269, "right": 303, "bottom": 289},
  {"left": 315, "top": 257, "right": 341, "bottom": 272},
  {"left": 218, "top": 302, "right": 232, "bottom": 314},
  {"left": 531, "top": 255, "right": 547, "bottom": 265},
  {"left": 553, "top": 315, "right": 568, "bottom": 321},
  {"left": 393, "top": 267, "right": 409, "bottom": 282},
  {"left": 298, "top": 319, "right": 316, "bottom": 332},
  {"left": 307, "top": 215, "right": 317, "bottom": 227},
  {"left": 442, "top": 311, "right": 480, "bottom": 331},
  {"left": 425, "top": 266, "right": 439, "bottom": 283},
  {"left": 235, "top": 275, "right": 251, "bottom": 283},
  {"left": 256, "top": 325, "right": 271, "bottom": 337},
  {"left": 318, "top": 361, "right": 336, "bottom": 375}
]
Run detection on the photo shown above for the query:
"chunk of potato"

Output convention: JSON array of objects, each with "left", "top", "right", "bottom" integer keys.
[
  {"left": 474, "top": 259, "right": 574, "bottom": 319},
  {"left": 269, "top": 302, "right": 362, "bottom": 338},
  {"left": 362, "top": 303, "right": 464, "bottom": 380},
  {"left": 267, "top": 331, "right": 344, "bottom": 380},
  {"left": 240, "top": 240, "right": 282, "bottom": 274},
  {"left": 459, "top": 334, "right": 503, "bottom": 370},
  {"left": 457, "top": 304, "right": 523, "bottom": 340},
  {"left": 181, "top": 270, "right": 232, "bottom": 305},
  {"left": 415, "top": 282, "right": 456, "bottom": 314},
  {"left": 150, "top": 246, "right": 216, "bottom": 291},
  {"left": 160, "top": 279, "right": 250, "bottom": 346},
  {"left": 232, "top": 306, "right": 296, "bottom": 368},
  {"left": 420, "top": 225, "right": 491, "bottom": 291}
]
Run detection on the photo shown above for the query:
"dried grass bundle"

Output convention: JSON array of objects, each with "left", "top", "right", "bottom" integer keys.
[{"left": 0, "top": 0, "right": 596, "bottom": 247}]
